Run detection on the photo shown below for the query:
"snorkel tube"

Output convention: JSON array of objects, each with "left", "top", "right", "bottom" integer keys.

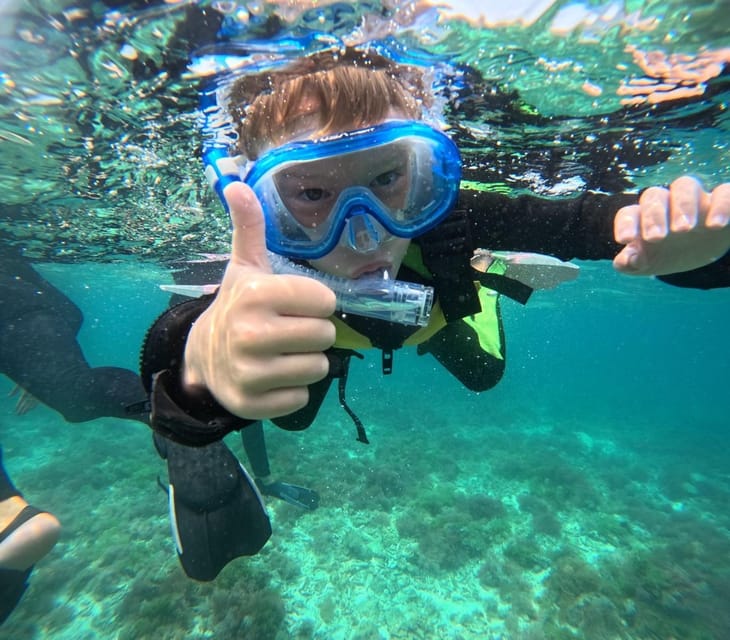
[
  {"left": 198, "top": 72, "right": 435, "bottom": 327},
  {"left": 267, "top": 252, "right": 433, "bottom": 327}
]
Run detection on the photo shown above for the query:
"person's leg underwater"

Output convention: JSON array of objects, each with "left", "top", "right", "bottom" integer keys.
[
  {"left": 249, "top": 371, "right": 342, "bottom": 511},
  {"left": 241, "top": 422, "right": 320, "bottom": 511},
  {"left": 0, "top": 448, "right": 61, "bottom": 625}
]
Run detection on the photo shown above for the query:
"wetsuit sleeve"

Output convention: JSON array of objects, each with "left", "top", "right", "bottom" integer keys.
[
  {"left": 461, "top": 189, "right": 629, "bottom": 259},
  {"left": 656, "top": 253, "right": 730, "bottom": 289},
  {"left": 417, "top": 304, "right": 506, "bottom": 392},
  {"left": 0, "top": 254, "right": 148, "bottom": 423},
  {"left": 140, "top": 295, "right": 255, "bottom": 446},
  {"left": 462, "top": 189, "right": 730, "bottom": 287}
]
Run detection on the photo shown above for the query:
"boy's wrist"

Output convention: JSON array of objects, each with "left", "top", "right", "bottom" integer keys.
[{"left": 141, "top": 295, "right": 253, "bottom": 446}]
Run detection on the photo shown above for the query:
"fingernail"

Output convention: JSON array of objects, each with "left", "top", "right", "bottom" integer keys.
[
  {"left": 675, "top": 214, "right": 692, "bottom": 230},
  {"left": 708, "top": 213, "right": 728, "bottom": 227},
  {"left": 645, "top": 225, "right": 664, "bottom": 240}
]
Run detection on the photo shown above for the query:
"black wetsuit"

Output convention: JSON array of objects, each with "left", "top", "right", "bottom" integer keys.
[
  {"left": 0, "top": 248, "right": 147, "bottom": 422},
  {"left": 0, "top": 448, "right": 33, "bottom": 625}
]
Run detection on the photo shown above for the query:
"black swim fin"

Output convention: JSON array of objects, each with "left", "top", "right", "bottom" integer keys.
[
  {"left": 256, "top": 480, "right": 320, "bottom": 511},
  {"left": 154, "top": 434, "right": 272, "bottom": 581}
]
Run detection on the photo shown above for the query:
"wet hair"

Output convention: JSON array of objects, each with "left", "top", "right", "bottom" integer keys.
[{"left": 227, "top": 47, "right": 430, "bottom": 158}]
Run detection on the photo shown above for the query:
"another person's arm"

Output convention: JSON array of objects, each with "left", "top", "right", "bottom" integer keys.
[
  {"left": 465, "top": 176, "right": 730, "bottom": 286},
  {"left": 0, "top": 255, "right": 147, "bottom": 423}
]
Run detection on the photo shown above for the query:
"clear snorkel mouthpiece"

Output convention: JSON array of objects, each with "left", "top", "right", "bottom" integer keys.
[
  {"left": 161, "top": 257, "right": 434, "bottom": 327},
  {"left": 267, "top": 253, "right": 433, "bottom": 326}
]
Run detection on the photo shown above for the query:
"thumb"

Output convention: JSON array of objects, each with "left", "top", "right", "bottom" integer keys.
[{"left": 223, "top": 181, "right": 271, "bottom": 272}]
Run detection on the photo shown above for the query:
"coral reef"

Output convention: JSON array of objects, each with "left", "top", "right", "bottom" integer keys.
[{"left": 2, "top": 353, "right": 728, "bottom": 640}]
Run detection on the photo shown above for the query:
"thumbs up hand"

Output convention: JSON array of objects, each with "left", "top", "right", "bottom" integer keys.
[{"left": 182, "top": 182, "right": 337, "bottom": 420}]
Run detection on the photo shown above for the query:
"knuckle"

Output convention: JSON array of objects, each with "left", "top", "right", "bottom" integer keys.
[{"left": 639, "top": 186, "right": 668, "bottom": 205}]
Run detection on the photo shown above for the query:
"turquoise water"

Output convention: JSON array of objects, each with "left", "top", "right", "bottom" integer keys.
[
  {"left": 2, "top": 262, "right": 728, "bottom": 639},
  {"left": 2, "top": 1, "right": 730, "bottom": 638}
]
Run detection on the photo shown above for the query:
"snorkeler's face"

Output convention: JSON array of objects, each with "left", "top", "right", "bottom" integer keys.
[
  {"left": 272, "top": 140, "right": 413, "bottom": 277},
  {"left": 267, "top": 108, "right": 414, "bottom": 278},
  {"left": 245, "top": 99, "right": 460, "bottom": 275}
]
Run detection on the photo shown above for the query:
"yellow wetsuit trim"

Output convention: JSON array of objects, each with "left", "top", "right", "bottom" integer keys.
[
  {"left": 331, "top": 243, "right": 504, "bottom": 353},
  {"left": 462, "top": 287, "right": 503, "bottom": 359},
  {"left": 462, "top": 257, "right": 506, "bottom": 359}
]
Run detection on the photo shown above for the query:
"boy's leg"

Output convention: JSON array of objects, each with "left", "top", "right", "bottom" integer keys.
[{"left": 241, "top": 423, "right": 319, "bottom": 511}]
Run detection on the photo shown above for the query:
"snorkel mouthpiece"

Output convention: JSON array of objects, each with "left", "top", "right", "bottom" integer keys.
[{"left": 268, "top": 253, "right": 433, "bottom": 326}]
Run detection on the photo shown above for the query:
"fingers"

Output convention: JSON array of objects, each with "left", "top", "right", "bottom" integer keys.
[
  {"left": 223, "top": 181, "right": 270, "bottom": 271},
  {"left": 618, "top": 177, "right": 720, "bottom": 244},
  {"left": 638, "top": 187, "right": 670, "bottom": 240},
  {"left": 613, "top": 243, "right": 646, "bottom": 274},
  {"left": 224, "top": 386, "right": 311, "bottom": 421},
  {"left": 236, "top": 352, "right": 331, "bottom": 395},
  {"left": 668, "top": 175, "right": 702, "bottom": 231},
  {"left": 229, "top": 313, "right": 337, "bottom": 357},
  {"left": 215, "top": 349, "right": 331, "bottom": 419},
  {"left": 182, "top": 269, "right": 336, "bottom": 419},
  {"left": 707, "top": 183, "right": 730, "bottom": 228},
  {"left": 614, "top": 204, "right": 640, "bottom": 245}
]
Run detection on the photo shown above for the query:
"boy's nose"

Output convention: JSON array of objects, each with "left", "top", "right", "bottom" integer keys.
[{"left": 343, "top": 210, "right": 382, "bottom": 253}]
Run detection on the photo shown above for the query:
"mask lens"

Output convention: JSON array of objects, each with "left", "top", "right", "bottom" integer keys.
[{"left": 244, "top": 121, "right": 461, "bottom": 259}]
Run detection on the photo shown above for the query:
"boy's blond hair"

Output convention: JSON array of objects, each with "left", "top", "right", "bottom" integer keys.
[{"left": 228, "top": 48, "right": 429, "bottom": 159}]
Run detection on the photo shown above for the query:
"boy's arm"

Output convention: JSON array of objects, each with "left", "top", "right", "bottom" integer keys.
[{"left": 140, "top": 182, "right": 336, "bottom": 441}]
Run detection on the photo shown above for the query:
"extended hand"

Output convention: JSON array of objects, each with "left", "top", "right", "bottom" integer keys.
[
  {"left": 613, "top": 176, "right": 730, "bottom": 276},
  {"left": 8, "top": 385, "right": 40, "bottom": 416},
  {"left": 182, "top": 182, "right": 336, "bottom": 420}
]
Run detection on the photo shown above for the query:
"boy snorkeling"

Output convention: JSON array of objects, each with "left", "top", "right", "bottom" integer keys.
[{"left": 141, "top": 47, "right": 730, "bottom": 581}]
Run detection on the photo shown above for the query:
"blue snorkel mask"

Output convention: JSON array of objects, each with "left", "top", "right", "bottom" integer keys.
[{"left": 241, "top": 120, "right": 462, "bottom": 259}]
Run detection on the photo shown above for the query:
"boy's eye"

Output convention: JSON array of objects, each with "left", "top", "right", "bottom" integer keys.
[
  {"left": 300, "top": 188, "right": 326, "bottom": 202},
  {"left": 371, "top": 170, "right": 401, "bottom": 188}
]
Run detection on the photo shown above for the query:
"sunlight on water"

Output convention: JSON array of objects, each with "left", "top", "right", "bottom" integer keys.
[{"left": 0, "top": 0, "right": 728, "bottom": 260}]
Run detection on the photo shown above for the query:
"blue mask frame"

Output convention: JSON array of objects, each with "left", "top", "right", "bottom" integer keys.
[{"left": 242, "top": 120, "right": 462, "bottom": 259}]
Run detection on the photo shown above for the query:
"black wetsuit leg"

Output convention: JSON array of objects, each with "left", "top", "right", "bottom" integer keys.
[
  {"left": 240, "top": 423, "right": 270, "bottom": 478},
  {"left": 240, "top": 374, "right": 333, "bottom": 476}
]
